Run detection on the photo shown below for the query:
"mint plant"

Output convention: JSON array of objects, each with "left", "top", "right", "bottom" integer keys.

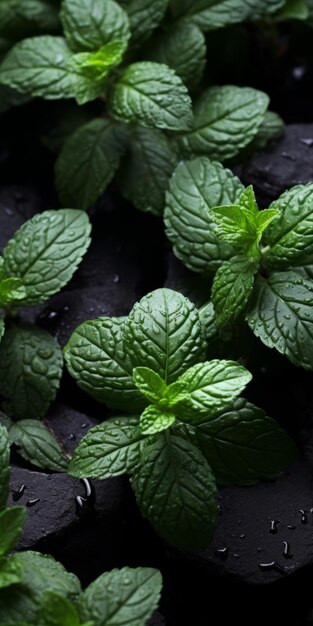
[
  {"left": 64, "top": 288, "right": 295, "bottom": 550},
  {"left": 164, "top": 157, "right": 313, "bottom": 371},
  {"left": 0, "top": 0, "right": 286, "bottom": 215},
  {"left": 0, "top": 208, "right": 91, "bottom": 471}
]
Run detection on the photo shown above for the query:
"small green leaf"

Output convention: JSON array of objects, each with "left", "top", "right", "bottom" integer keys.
[
  {"left": 0, "top": 425, "right": 9, "bottom": 510},
  {"left": 178, "top": 86, "right": 269, "bottom": 160},
  {"left": 176, "top": 398, "right": 297, "bottom": 485},
  {"left": 0, "top": 508, "right": 26, "bottom": 558},
  {"left": 60, "top": 0, "right": 130, "bottom": 52},
  {"left": 79, "top": 567, "right": 162, "bottom": 626},
  {"left": 3, "top": 209, "right": 91, "bottom": 305},
  {"left": 108, "top": 62, "right": 193, "bottom": 131},
  {"left": 211, "top": 256, "right": 257, "bottom": 327},
  {"left": 10, "top": 420, "right": 68, "bottom": 472},
  {"left": 132, "top": 434, "right": 218, "bottom": 550},
  {"left": 55, "top": 118, "right": 129, "bottom": 211},
  {"left": 64, "top": 318, "right": 145, "bottom": 411},
  {"left": 38, "top": 591, "right": 80, "bottom": 626},
  {"left": 264, "top": 183, "right": 313, "bottom": 269},
  {"left": 274, "top": 0, "right": 309, "bottom": 21},
  {"left": 133, "top": 367, "right": 167, "bottom": 403},
  {"left": 173, "top": 360, "right": 252, "bottom": 422},
  {"left": 117, "top": 126, "right": 177, "bottom": 216},
  {"left": 119, "top": 0, "right": 169, "bottom": 44},
  {"left": 246, "top": 271, "right": 313, "bottom": 370},
  {"left": 170, "top": 0, "right": 285, "bottom": 31},
  {"left": 69, "top": 417, "right": 146, "bottom": 479},
  {"left": 146, "top": 23, "right": 206, "bottom": 91},
  {"left": 164, "top": 157, "right": 244, "bottom": 273},
  {"left": 0, "top": 0, "right": 59, "bottom": 40},
  {"left": 123, "top": 289, "right": 206, "bottom": 384},
  {"left": 0, "top": 325, "right": 63, "bottom": 420},
  {"left": 0, "top": 278, "right": 26, "bottom": 307},
  {"left": 0, "top": 556, "right": 22, "bottom": 591},
  {"left": 140, "top": 405, "right": 175, "bottom": 435}
]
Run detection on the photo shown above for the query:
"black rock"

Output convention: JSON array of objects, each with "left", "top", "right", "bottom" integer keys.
[
  {"left": 0, "top": 184, "right": 42, "bottom": 250},
  {"left": 148, "top": 613, "right": 166, "bottom": 626}
]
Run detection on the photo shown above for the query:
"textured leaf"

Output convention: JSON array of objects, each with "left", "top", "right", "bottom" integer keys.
[
  {"left": 3, "top": 209, "right": 91, "bottom": 305},
  {"left": 38, "top": 591, "right": 80, "bottom": 626},
  {"left": 211, "top": 256, "right": 257, "bottom": 327},
  {"left": 118, "top": 126, "right": 177, "bottom": 216},
  {"left": 0, "top": 551, "right": 81, "bottom": 623},
  {"left": 0, "top": 325, "right": 63, "bottom": 420},
  {"left": 0, "top": 278, "right": 27, "bottom": 307},
  {"left": 0, "top": 0, "right": 59, "bottom": 40},
  {"left": 132, "top": 435, "right": 218, "bottom": 549},
  {"left": 274, "top": 0, "right": 309, "bottom": 20},
  {"left": 0, "top": 557, "right": 22, "bottom": 591},
  {"left": 0, "top": 508, "right": 26, "bottom": 557},
  {"left": 69, "top": 417, "right": 146, "bottom": 478},
  {"left": 119, "top": 0, "right": 169, "bottom": 44},
  {"left": 170, "top": 0, "right": 285, "bottom": 31},
  {"left": 147, "top": 23, "right": 206, "bottom": 91},
  {"left": 0, "top": 425, "right": 9, "bottom": 510},
  {"left": 199, "top": 301, "right": 218, "bottom": 342},
  {"left": 10, "top": 420, "right": 68, "bottom": 472},
  {"left": 139, "top": 405, "right": 176, "bottom": 435},
  {"left": 133, "top": 367, "right": 168, "bottom": 403},
  {"left": 123, "top": 289, "right": 206, "bottom": 384},
  {"left": 108, "top": 61, "right": 193, "bottom": 131},
  {"left": 246, "top": 271, "right": 313, "bottom": 370},
  {"left": 177, "top": 398, "right": 296, "bottom": 485},
  {"left": 173, "top": 360, "right": 252, "bottom": 421},
  {"left": 164, "top": 157, "right": 244, "bottom": 273},
  {"left": 264, "top": 183, "right": 313, "bottom": 269},
  {"left": 55, "top": 118, "right": 129, "bottom": 211},
  {"left": 64, "top": 318, "right": 145, "bottom": 411},
  {"left": 60, "top": 0, "right": 130, "bottom": 52},
  {"left": 178, "top": 85, "right": 269, "bottom": 160},
  {"left": 79, "top": 567, "right": 162, "bottom": 626}
]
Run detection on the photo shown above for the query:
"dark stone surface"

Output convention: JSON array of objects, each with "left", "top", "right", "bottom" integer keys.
[
  {"left": 0, "top": 184, "right": 42, "bottom": 250},
  {"left": 234, "top": 124, "right": 313, "bottom": 207},
  {"left": 148, "top": 613, "right": 166, "bottom": 626}
]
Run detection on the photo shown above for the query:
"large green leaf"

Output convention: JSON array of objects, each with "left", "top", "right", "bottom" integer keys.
[
  {"left": 211, "top": 256, "right": 257, "bottom": 327},
  {"left": 0, "top": 557, "right": 22, "bottom": 591},
  {"left": 178, "top": 86, "right": 269, "bottom": 160},
  {"left": 170, "top": 0, "right": 285, "bottom": 31},
  {"left": 246, "top": 271, "right": 313, "bottom": 370},
  {"left": 38, "top": 591, "right": 80, "bottom": 626},
  {"left": 64, "top": 318, "right": 145, "bottom": 411},
  {"left": 164, "top": 157, "right": 244, "bottom": 273},
  {"left": 3, "top": 209, "right": 91, "bottom": 305},
  {"left": 0, "top": 0, "right": 59, "bottom": 40},
  {"left": 0, "top": 325, "right": 63, "bottom": 420},
  {"left": 132, "top": 434, "right": 218, "bottom": 549},
  {"left": 10, "top": 420, "right": 68, "bottom": 472},
  {"left": 0, "top": 508, "right": 26, "bottom": 557},
  {"left": 0, "top": 425, "right": 9, "bottom": 511},
  {"left": 108, "top": 61, "right": 193, "bottom": 131},
  {"left": 55, "top": 118, "right": 129, "bottom": 211},
  {"left": 123, "top": 289, "right": 206, "bottom": 384},
  {"left": 119, "top": 0, "right": 169, "bottom": 44},
  {"left": 79, "top": 567, "right": 162, "bottom": 626}
]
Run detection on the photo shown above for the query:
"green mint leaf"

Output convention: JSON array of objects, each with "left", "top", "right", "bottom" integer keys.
[
  {"left": 0, "top": 278, "right": 26, "bottom": 307},
  {"left": 247, "top": 110, "right": 284, "bottom": 152},
  {"left": 0, "top": 37, "right": 78, "bottom": 100},
  {"left": 108, "top": 62, "right": 193, "bottom": 131},
  {"left": 38, "top": 591, "right": 80, "bottom": 626},
  {"left": 211, "top": 203, "right": 258, "bottom": 253},
  {"left": 117, "top": 126, "right": 177, "bottom": 217},
  {"left": 199, "top": 301, "right": 218, "bottom": 343},
  {"left": 60, "top": 0, "right": 130, "bottom": 52},
  {"left": 10, "top": 420, "right": 68, "bottom": 472},
  {"left": 0, "top": 556, "right": 22, "bottom": 591},
  {"left": 176, "top": 398, "right": 296, "bottom": 485},
  {"left": 146, "top": 23, "right": 206, "bottom": 91},
  {"left": 0, "top": 508, "right": 26, "bottom": 558},
  {"left": 119, "top": 0, "right": 169, "bottom": 45},
  {"left": 0, "top": 325, "right": 63, "bottom": 420},
  {"left": 68, "top": 40, "right": 127, "bottom": 105},
  {"left": 69, "top": 417, "right": 146, "bottom": 479},
  {"left": 164, "top": 157, "right": 244, "bottom": 273},
  {"left": 246, "top": 271, "right": 313, "bottom": 370},
  {"left": 3, "top": 209, "right": 91, "bottom": 305},
  {"left": 178, "top": 85, "right": 269, "bottom": 160},
  {"left": 55, "top": 118, "right": 129, "bottom": 211},
  {"left": 274, "top": 0, "right": 309, "bottom": 21},
  {"left": 172, "top": 360, "right": 252, "bottom": 422},
  {"left": 133, "top": 367, "right": 167, "bottom": 403},
  {"left": 0, "top": 551, "right": 81, "bottom": 623},
  {"left": 64, "top": 318, "right": 145, "bottom": 411},
  {"left": 0, "top": 413, "right": 11, "bottom": 431},
  {"left": 170, "top": 0, "right": 285, "bottom": 31},
  {"left": 0, "top": 0, "right": 59, "bottom": 40},
  {"left": 140, "top": 405, "right": 175, "bottom": 435},
  {"left": 0, "top": 425, "right": 9, "bottom": 510},
  {"left": 264, "top": 183, "right": 313, "bottom": 269},
  {"left": 256, "top": 209, "right": 280, "bottom": 234},
  {"left": 132, "top": 435, "right": 218, "bottom": 550},
  {"left": 290, "top": 263, "right": 313, "bottom": 281},
  {"left": 79, "top": 567, "right": 162, "bottom": 626},
  {"left": 124, "top": 289, "right": 206, "bottom": 384},
  {"left": 211, "top": 256, "right": 257, "bottom": 327}
]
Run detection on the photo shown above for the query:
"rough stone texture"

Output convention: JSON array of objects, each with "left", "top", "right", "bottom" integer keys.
[
  {"left": 234, "top": 124, "right": 313, "bottom": 207},
  {"left": 148, "top": 613, "right": 165, "bottom": 626}
]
